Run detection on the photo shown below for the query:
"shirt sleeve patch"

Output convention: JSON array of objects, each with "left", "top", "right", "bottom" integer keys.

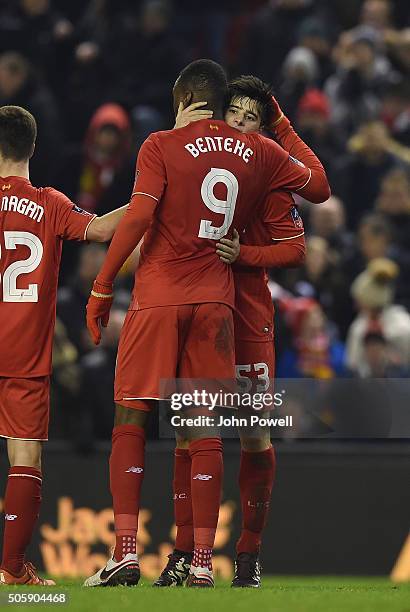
[
  {"left": 290, "top": 205, "right": 304, "bottom": 228},
  {"left": 289, "top": 155, "right": 305, "bottom": 168},
  {"left": 72, "top": 205, "right": 92, "bottom": 216}
]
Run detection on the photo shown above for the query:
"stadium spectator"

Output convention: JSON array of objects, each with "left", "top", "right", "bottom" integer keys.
[
  {"left": 325, "top": 27, "right": 396, "bottom": 138},
  {"left": 57, "top": 103, "right": 134, "bottom": 215},
  {"left": 238, "top": 0, "right": 319, "bottom": 87},
  {"left": 0, "top": 0, "right": 74, "bottom": 88},
  {"left": 385, "top": 26, "right": 410, "bottom": 77},
  {"left": 75, "top": 308, "right": 127, "bottom": 450},
  {"left": 276, "top": 297, "right": 346, "bottom": 378},
  {"left": 0, "top": 51, "right": 61, "bottom": 185},
  {"left": 373, "top": 172, "right": 410, "bottom": 307},
  {"left": 308, "top": 196, "right": 354, "bottom": 258},
  {"left": 107, "top": 0, "right": 188, "bottom": 133},
  {"left": 375, "top": 167, "right": 410, "bottom": 251},
  {"left": 57, "top": 243, "right": 108, "bottom": 357},
  {"left": 278, "top": 46, "right": 319, "bottom": 123},
  {"left": 297, "top": 17, "right": 334, "bottom": 85},
  {"left": 295, "top": 88, "right": 345, "bottom": 174},
  {"left": 61, "top": 0, "right": 134, "bottom": 141},
  {"left": 332, "top": 120, "right": 403, "bottom": 227},
  {"left": 350, "top": 330, "right": 410, "bottom": 377},
  {"left": 380, "top": 80, "right": 410, "bottom": 147},
  {"left": 277, "top": 236, "right": 353, "bottom": 337},
  {"left": 49, "top": 319, "right": 81, "bottom": 441},
  {"left": 347, "top": 210, "right": 410, "bottom": 298},
  {"left": 346, "top": 257, "right": 410, "bottom": 374},
  {"left": 356, "top": 0, "right": 393, "bottom": 37},
  {"left": 356, "top": 212, "right": 394, "bottom": 263}
]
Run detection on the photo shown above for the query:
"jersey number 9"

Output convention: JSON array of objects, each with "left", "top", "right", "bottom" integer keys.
[{"left": 198, "top": 167, "right": 238, "bottom": 240}]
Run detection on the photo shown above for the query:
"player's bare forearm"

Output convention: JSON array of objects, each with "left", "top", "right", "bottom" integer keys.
[
  {"left": 96, "top": 196, "right": 156, "bottom": 283},
  {"left": 86, "top": 204, "right": 129, "bottom": 242},
  {"left": 237, "top": 235, "right": 305, "bottom": 268}
]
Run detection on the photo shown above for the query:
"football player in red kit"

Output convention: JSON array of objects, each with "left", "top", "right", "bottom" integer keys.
[
  {"left": 85, "top": 60, "right": 329, "bottom": 588},
  {"left": 0, "top": 106, "right": 128, "bottom": 585},
  {"left": 155, "top": 77, "right": 319, "bottom": 588}
]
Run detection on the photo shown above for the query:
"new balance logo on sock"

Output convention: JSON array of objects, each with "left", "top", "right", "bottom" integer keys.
[
  {"left": 193, "top": 474, "right": 212, "bottom": 481},
  {"left": 5, "top": 514, "right": 17, "bottom": 521},
  {"left": 125, "top": 466, "right": 144, "bottom": 474}
]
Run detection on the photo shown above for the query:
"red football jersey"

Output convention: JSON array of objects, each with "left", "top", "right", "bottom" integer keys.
[
  {"left": 0, "top": 176, "right": 96, "bottom": 377},
  {"left": 128, "top": 119, "right": 311, "bottom": 310},
  {"left": 234, "top": 191, "right": 305, "bottom": 342}
]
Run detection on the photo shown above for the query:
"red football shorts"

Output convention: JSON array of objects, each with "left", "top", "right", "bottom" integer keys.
[
  {"left": 0, "top": 376, "right": 50, "bottom": 441},
  {"left": 115, "top": 303, "right": 235, "bottom": 410},
  {"left": 235, "top": 340, "right": 275, "bottom": 413}
]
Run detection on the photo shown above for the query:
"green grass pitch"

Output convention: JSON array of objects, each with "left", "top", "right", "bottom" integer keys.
[{"left": 1, "top": 577, "right": 409, "bottom": 612}]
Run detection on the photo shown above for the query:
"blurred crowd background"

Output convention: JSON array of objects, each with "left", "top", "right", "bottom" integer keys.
[{"left": 1, "top": 0, "right": 409, "bottom": 446}]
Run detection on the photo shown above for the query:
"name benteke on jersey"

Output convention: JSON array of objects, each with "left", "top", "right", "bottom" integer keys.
[
  {"left": 184, "top": 135, "right": 254, "bottom": 164},
  {"left": 1, "top": 194, "right": 44, "bottom": 222}
]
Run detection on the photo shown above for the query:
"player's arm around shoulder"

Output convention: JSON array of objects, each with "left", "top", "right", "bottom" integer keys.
[
  {"left": 45, "top": 186, "right": 128, "bottom": 243},
  {"left": 236, "top": 231, "right": 305, "bottom": 269},
  {"left": 85, "top": 204, "right": 129, "bottom": 242},
  {"left": 232, "top": 195, "right": 306, "bottom": 269}
]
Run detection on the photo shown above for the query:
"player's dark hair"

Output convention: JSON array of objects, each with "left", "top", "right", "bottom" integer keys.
[
  {"left": 0, "top": 106, "right": 37, "bottom": 161},
  {"left": 228, "top": 75, "right": 274, "bottom": 127},
  {"left": 176, "top": 59, "right": 229, "bottom": 114}
]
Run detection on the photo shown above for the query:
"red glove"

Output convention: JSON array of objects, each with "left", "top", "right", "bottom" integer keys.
[
  {"left": 86, "top": 279, "right": 114, "bottom": 345},
  {"left": 269, "top": 95, "right": 290, "bottom": 135}
]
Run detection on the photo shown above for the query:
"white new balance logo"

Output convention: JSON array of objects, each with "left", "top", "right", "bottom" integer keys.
[
  {"left": 125, "top": 466, "right": 144, "bottom": 474},
  {"left": 5, "top": 514, "right": 17, "bottom": 521},
  {"left": 193, "top": 474, "right": 212, "bottom": 480}
]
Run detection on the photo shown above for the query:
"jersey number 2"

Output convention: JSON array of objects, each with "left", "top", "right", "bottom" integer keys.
[
  {"left": 198, "top": 167, "right": 239, "bottom": 240},
  {"left": 0, "top": 231, "right": 43, "bottom": 302}
]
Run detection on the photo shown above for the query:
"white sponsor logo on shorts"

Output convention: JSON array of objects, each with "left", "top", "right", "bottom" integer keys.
[
  {"left": 5, "top": 514, "right": 17, "bottom": 521},
  {"left": 193, "top": 474, "right": 212, "bottom": 481}
]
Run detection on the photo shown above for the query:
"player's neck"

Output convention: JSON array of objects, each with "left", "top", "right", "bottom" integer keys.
[
  {"left": 208, "top": 107, "right": 223, "bottom": 120},
  {"left": 191, "top": 97, "right": 223, "bottom": 120},
  {"left": 0, "top": 159, "right": 30, "bottom": 180}
]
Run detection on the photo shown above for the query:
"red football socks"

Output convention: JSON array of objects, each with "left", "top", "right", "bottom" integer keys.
[
  {"left": 1, "top": 466, "right": 42, "bottom": 576},
  {"left": 236, "top": 447, "right": 276, "bottom": 555},
  {"left": 173, "top": 448, "right": 194, "bottom": 553},
  {"left": 192, "top": 547, "right": 212, "bottom": 570},
  {"left": 189, "top": 438, "right": 223, "bottom": 563},
  {"left": 110, "top": 424, "right": 145, "bottom": 561}
]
